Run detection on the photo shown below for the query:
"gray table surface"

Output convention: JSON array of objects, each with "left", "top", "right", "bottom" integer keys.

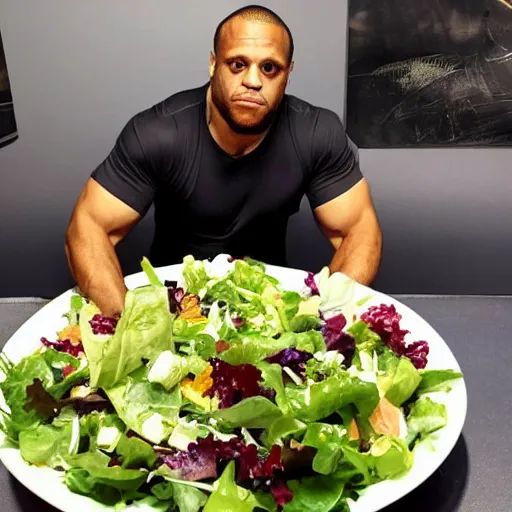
[{"left": 0, "top": 295, "right": 511, "bottom": 512}]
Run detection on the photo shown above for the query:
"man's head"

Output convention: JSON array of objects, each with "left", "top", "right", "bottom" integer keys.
[{"left": 209, "top": 5, "right": 295, "bottom": 135}]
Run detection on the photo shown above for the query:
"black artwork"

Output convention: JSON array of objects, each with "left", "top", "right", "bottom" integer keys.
[
  {"left": 346, "top": 0, "right": 512, "bottom": 147},
  {"left": 0, "top": 29, "right": 17, "bottom": 149}
]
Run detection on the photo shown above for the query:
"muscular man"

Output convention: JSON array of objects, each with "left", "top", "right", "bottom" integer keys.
[{"left": 65, "top": 5, "right": 382, "bottom": 317}]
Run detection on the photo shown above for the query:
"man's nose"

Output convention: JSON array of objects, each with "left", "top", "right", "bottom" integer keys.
[{"left": 242, "top": 64, "right": 263, "bottom": 89}]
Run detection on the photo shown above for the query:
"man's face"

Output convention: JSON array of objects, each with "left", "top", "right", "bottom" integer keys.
[{"left": 209, "top": 18, "right": 293, "bottom": 135}]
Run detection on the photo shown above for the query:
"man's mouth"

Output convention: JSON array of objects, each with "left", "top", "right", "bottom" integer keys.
[{"left": 234, "top": 97, "right": 265, "bottom": 106}]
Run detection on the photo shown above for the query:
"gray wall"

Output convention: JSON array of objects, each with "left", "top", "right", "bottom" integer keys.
[{"left": 0, "top": 0, "right": 511, "bottom": 299}]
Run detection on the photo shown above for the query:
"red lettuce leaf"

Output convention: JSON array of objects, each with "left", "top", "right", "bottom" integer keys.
[
  {"left": 89, "top": 314, "right": 118, "bottom": 335},
  {"left": 157, "top": 434, "right": 285, "bottom": 485},
  {"left": 361, "top": 304, "right": 429, "bottom": 369},
  {"left": 238, "top": 444, "right": 283, "bottom": 481},
  {"left": 403, "top": 341, "right": 429, "bottom": 370},
  {"left": 165, "top": 280, "right": 185, "bottom": 314},
  {"left": 320, "top": 314, "right": 355, "bottom": 366},
  {"left": 205, "top": 359, "right": 275, "bottom": 409},
  {"left": 40, "top": 337, "right": 84, "bottom": 358},
  {"left": 304, "top": 272, "right": 320, "bottom": 296},
  {"left": 270, "top": 479, "right": 294, "bottom": 507}
]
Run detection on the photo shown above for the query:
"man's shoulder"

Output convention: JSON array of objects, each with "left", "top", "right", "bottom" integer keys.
[
  {"left": 123, "top": 84, "right": 207, "bottom": 152},
  {"left": 282, "top": 94, "right": 346, "bottom": 149},
  {"left": 282, "top": 94, "right": 347, "bottom": 159},
  {"left": 283, "top": 93, "right": 341, "bottom": 126},
  {"left": 155, "top": 83, "right": 208, "bottom": 117},
  {"left": 128, "top": 83, "right": 206, "bottom": 130}
]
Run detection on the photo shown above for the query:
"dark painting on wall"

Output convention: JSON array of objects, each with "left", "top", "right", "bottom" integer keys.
[
  {"left": 346, "top": 0, "right": 512, "bottom": 148},
  {"left": 0, "top": 29, "right": 17, "bottom": 149}
]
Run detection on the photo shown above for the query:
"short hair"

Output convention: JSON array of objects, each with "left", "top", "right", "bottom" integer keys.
[{"left": 213, "top": 5, "right": 294, "bottom": 64}]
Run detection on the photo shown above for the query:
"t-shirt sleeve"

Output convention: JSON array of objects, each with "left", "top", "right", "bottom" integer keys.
[
  {"left": 306, "top": 108, "right": 363, "bottom": 209},
  {"left": 91, "top": 116, "right": 156, "bottom": 216}
]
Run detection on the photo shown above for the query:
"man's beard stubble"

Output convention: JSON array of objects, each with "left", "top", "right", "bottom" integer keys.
[{"left": 210, "top": 79, "right": 280, "bottom": 136}]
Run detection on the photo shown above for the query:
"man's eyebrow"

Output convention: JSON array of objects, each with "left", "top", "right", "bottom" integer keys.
[{"left": 224, "top": 54, "right": 287, "bottom": 67}]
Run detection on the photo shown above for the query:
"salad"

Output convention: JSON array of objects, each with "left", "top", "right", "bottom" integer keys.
[{"left": 0, "top": 255, "right": 463, "bottom": 512}]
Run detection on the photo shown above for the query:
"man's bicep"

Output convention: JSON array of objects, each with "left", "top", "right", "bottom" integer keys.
[
  {"left": 70, "top": 178, "right": 142, "bottom": 245},
  {"left": 313, "top": 179, "right": 378, "bottom": 245}
]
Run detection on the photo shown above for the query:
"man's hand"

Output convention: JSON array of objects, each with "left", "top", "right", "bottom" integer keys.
[
  {"left": 65, "top": 178, "right": 141, "bottom": 316},
  {"left": 313, "top": 178, "right": 382, "bottom": 286}
]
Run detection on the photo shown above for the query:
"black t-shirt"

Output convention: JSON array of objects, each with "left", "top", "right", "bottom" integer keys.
[{"left": 91, "top": 83, "right": 363, "bottom": 267}]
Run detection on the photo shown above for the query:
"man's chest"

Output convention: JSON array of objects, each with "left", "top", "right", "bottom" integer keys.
[{"left": 164, "top": 148, "right": 306, "bottom": 229}]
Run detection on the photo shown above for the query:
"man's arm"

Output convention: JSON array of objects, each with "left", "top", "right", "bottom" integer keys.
[
  {"left": 65, "top": 178, "right": 142, "bottom": 316},
  {"left": 313, "top": 178, "right": 382, "bottom": 286}
]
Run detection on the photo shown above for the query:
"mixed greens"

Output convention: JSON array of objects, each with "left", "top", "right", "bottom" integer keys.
[{"left": 0, "top": 255, "right": 463, "bottom": 511}]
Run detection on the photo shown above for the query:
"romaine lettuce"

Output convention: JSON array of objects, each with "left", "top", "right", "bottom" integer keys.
[{"left": 80, "top": 284, "right": 174, "bottom": 390}]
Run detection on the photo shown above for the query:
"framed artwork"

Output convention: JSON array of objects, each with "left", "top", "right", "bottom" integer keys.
[
  {"left": 0, "top": 29, "right": 17, "bottom": 149},
  {"left": 346, "top": 0, "right": 512, "bottom": 147}
]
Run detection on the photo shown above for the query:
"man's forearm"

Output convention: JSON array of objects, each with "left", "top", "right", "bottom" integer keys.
[
  {"left": 328, "top": 223, "right": 382, "bottom": 286},
  {"left": 65, "top": 219, "right": 127, "bottom": 317}
]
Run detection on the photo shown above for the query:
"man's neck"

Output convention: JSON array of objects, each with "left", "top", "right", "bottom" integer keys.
[{"left": 206, "top": 86, "right": 269, "bottom": 158}]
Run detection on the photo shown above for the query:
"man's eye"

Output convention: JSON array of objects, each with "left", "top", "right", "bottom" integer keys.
[
  {"left": 231, "top": 61, "right": 245, "bottom": 71},
  {"left": 262, "top": 63, "right": 276, "bottom": 73}
]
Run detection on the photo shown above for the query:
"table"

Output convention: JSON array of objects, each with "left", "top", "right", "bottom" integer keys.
[{"left": 0, "top": 295, "right": 511, "bottom": 512}]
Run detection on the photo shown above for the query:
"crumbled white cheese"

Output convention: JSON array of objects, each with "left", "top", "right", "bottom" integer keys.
[
  {"left": 97, "top": 426, "right": 121, "bottom": 452},
  {"left": 141, "top": 414, "right": 165, "bottom": 445}
]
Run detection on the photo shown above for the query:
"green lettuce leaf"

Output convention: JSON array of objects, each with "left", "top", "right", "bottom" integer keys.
[
  {"left": 204, "top": 460, "right": 270, "bottom": 512},
  {"left": 231, "top": 259, "right": 279, "bottom": 294},
  {"left": 285, "top": 374, "right": 380, "bottom": 423},
  {"left": 18, "top": 412, "right": 77, "bottom": 468},
  {"left": 284, "top": 472, "right": 346, "bottom": 512},
  {"left": 182, "top": 255, "right": 210, "bottom": 295},
  {"left": 141, "top": 256, "right": 164, "bottom": 287},
  {"left": 151, "top": 465, "right": 210, "bottom": 511},
  {"left": 262, "top": 415, "right": 307, "bottom": 448},
  {"left": 416, "top": 369, "right": 464, "bottom": 395},
  {"left": 41, "top": 349, "right": 89, "bottom": 400},
  {"left": 369, "top": 436, "right": 414, "bottom": 480},
  {"left": 257, "top": 362, "right": 290, "bottom": 415},
  {"left": 219, "top": 334, "right": 292, "bottom": 366},
  {"left": 172, "top": 481, "right": 208, "bottom": 512},
  {"left": 382, "top": 357, "right": 421, "bottom": 407},
  {"left": 64, "top": 451, "right": 147, "bottom": 507},
  {"left": 289, "top": 315, "right": 321, "bottom": 333},
  {"left": 348, "top": 321, "right": 383, "bottom": 352},
  {"left": 287, "top": 331, "right": 326, "bottom": 354},
  {"left": 305, "top": 351, "right": 348, "bottom": 381},
  {"left": 218, "top": 331, "right": 325, "bottom": 367},
  {"left": 115, "top": 434, "right": 157, "bottom": 469},
  {"left": 172, "top": 319, "right": 216, "bottom": 360},
  {"left": 205, "top": 280, "right": 245, "bottom": 308},
  {"left": 167, "top": 420, "right": 210, "bottom": 451},
  {"left": 0, "top": 349, "right": 87, "bottom": 441},
  {"left": 406, "top": 396, "right": 448, "bottom": 438},
  {"left": 106, "top": 367, "right": 181, "bottom": 444},
  {"left": 274, "top": 291, "right": 302, "bottom": 332},
  {"left": 301, "top": 423, "right": 348, "bottom": 475},
  {"left": 63, "top": 294, "right": 85, "bottom": 325},
  {"left": 80, "top": 284, "right": 174, "bottom": 389},
  {"left": 147, "top": 351, "right": 208, "bottom": 391},
  {"left": 127, "top": 495, "right": 173, "bottom": 511},
  {"left": 79, "top": 410, "right": 125, "bottom": 454},
  {"left": 212, "top": 396, "right": 283, "bottom": 429}
]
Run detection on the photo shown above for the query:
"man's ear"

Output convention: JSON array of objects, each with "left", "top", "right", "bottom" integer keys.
[
  {"left": 287, "top": 60, "right": 294, "bottom": 84},
  {"left": 209, "top": 51, "right": 216, "bottom": 78}
]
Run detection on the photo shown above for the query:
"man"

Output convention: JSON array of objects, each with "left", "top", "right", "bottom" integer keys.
[{"left": 65, "top": 5, "right": 382, "bottom": 317}]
